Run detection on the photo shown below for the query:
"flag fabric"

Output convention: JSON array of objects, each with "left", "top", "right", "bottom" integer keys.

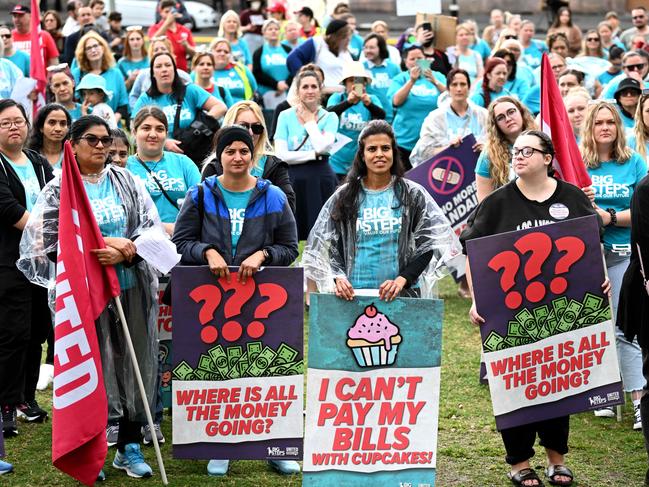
[
  {"left": 540, "top": 52, "right": 592, "bottom": 188},
  {"left": 29, "top": 0, "right": 46, "bottom": 118},
  {"left": 52, "top": 141, "right": 120, "bottom": 486}
]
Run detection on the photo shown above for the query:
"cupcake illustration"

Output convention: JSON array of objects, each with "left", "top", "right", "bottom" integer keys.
[{"left": 346, "top": 304, "right": 401, "bottom": 367}]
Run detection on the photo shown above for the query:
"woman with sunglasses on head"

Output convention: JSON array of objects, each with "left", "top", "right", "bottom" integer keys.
[
  {"left": 73, "top": 31, "right": 128, "bottom": 124},
  {"left": 547, "top": 7, "right": 582, "bottom": 57},
  {"left": 133, "top": 52, "right": 227, "bottom": 155},
  {"left": 203, "top": 100, "right": 295, "bottom": 212},
  {"left": 580, "top": 101, "right": 647, "bottom": 429},
  {"left": 18, "top": 115, "right": 162, "bottom": 480},
  {"left": 126, "top": 106, "right": 200, "bottom": 237},
  {"left": 172, "top": 126, "right": 298, "bottom": 477},
  {"left": 475, "top": 96, "right": 537, "bottom": 202},
  {"left": 27, "top": 103, "right": 71, "bottom": 176},
  {"left": 491, "top": 28, "right": 519, "bottom": 54},
  {"left": 462, "top": 130, "right": 606, "bottom": 487},
  {"left": 47, "top": 65, "right": 83, "bottom": 121},
  {"left": 302, "top": 120, "right": 459, "bottom": 303},
  {"left": 117, "top": 26, "right": 149, "bottom": 92},
  {"left": 470, "top": 57, "right": 511, "bottom": 109},
  {"left": 210, "top": 38, "right": 258, "bottom": 105},
  {"left": 0, "top": 99, "right": 54, "bottom": 438}
]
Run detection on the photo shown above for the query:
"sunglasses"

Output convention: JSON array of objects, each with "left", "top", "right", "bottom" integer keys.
[
  {"left": 0, "top": 34, "right": 11, "bottom": 39},
  {"left": 504, "top": 35, "right": 518, "bottom": 40},
  {"left": 126, "top": 25, "right": 143, "bottom": 32},
  {"left": 239, "top": 122, "right": 264, "bottom": 134},
  {"left": 624, "top": 63, "right": 647, "bottom": 71},
  {"left": 46, "top": 62, "right": 69, "bottom": 72},
  {"left": 633, "top": 15, "right": 646, "bottom": 19},
  {"left": 79, "top": 135, "right": 113, "bottom": 147},
  {"left": 586, "top": 37, "right": 600, "bottom": 42},
  {"left": 619, "top": 89, "right": 640, "bottom": 97}
]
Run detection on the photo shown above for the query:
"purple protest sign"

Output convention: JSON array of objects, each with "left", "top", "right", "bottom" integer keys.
[
  {"left": 406, "top": 134, "right": 479, "bottom": 236},
  {"left": 466, "top": 215, "right": 623, "bottom": 430},
  {"left": 171, "top": 266, "right": 304, "bottom": 460}
]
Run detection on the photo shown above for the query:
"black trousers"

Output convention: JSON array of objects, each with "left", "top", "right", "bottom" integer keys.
[
  {"left": 0, "top": 267, "right": 51, "bottom": 406},
  {"left": 640, "top": 347, "right": 649, "bottom": 458},
  {"left": 117, "top": 409, "right": 142, "bottom": 452},
  {"left": 500, "top": 415, "right": 570, "bottom": 465}
]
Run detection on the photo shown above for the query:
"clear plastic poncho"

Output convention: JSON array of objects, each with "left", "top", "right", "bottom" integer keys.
[
  {"left": 17, "top": 165, "right": 161, "bottom": 422},
  {"left": 302, "top": 178, "right": 462, "bottom": 299}
]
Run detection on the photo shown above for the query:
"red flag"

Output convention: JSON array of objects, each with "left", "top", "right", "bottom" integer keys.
[
  {"left": 540, "top": 52, "right": 592, "bottom": 187},
  {"left": 29, "top": 0, "right": 46, "bottom": 118},
  {"left": 52, "top": 141, "right": 120, "bottom": 486}
]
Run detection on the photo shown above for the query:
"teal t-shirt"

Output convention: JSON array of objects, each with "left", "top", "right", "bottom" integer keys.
[
  {"left": 216, "top": 178, "right": 253, "bottom": 255},
  {"left": 588, "top": 152, "right": 648, "bottom": 251},
  {"left": 350, "top": 184, "right": 402, "bottom": 288},
  {"left": 327, "top": 92, "right": 383, "bottom": 176},
  {"left": 68, "top": 102, "right": 83, "bottom": 122},
  {"left": 126, "top": 151, "right": 200, "bottom": 223},
  {"left": 363, "top": 59, "right": 402, "bottom": 123},
  {"left": 231, "top": 39, "right": 252, "bottom": 66},
  {"left": 258, "top": 43, "right": 289, "bottom": 94},
  {"left": 8, "top": 158, "right": 39, "bottom": 212},
  {"left": 213, "top": 65, "right": 258, "bottom": 103},
  {"left": 598, "top": 70, "right": 621, "bottom": 86},
  {"left": 7, "top": 49, "right": 30, "bottom": 77},
  {"left": 471, "top": 38, "right": 491, "bottom": 60},
  {"left": 83, "top": 175, "right": 133, "bottom": 289},
  {"left": 274, "top": 107, "right": 339, "bottom": 152},
  {"left": 348, "top": 33, "right": 364, "bottom": 60},
  {"left": 522, "top": 40, "right": 547, "bottom": 70},
  {"left": 117, "top": 57, "right": 149, "bottom": 79},
  {"left": 72, "top": 67, "right": 129, "bottom": 112},
  {"left": 470, "top": 88, "right": 512, "bottom": 108},
  {"left": 387, "top": 70, "right": 447, "bottom": 151},
  {"left": 132, "top": 83, "right": 210, "bottom": 134},
  {"left": 475, "top": 144, "right": 514, "bottom": 180},
  {"left": 250, "top": 154, "right": 267, "bottom": 178}
]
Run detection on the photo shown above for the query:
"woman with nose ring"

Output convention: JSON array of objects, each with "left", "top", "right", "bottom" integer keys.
[{"left": 28, "top": 103, "right": 71, "bottom": 177}]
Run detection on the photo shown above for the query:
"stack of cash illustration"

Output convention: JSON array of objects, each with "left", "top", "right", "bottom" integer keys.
[{"left": 483, "top": 292, "right": 611, "bottom": 352}]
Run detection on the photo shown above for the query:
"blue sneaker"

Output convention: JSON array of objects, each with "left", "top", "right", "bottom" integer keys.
[
  {"left": 0, "top": 460, "right": 13, "bottom": 475},
  {"left": 207, "top": 459, "right": 229, "bottom": 476},
  {"left": 268, "top": 460, "right": 300, "bottom": 474},
  {"left": 112, "top": 443, "right": 153, "bottom": 478}
]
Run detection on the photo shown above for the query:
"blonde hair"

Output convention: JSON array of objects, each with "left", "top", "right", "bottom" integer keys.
[
  {"left": 485, "top": 96, "right": 537, "bottom": 187},
  {"left": 75, "top": 31, "right": 115, "bottom": 73},
  {"left": 218, "top": 10, "right": 242, "bottom": 39},
  {"left": 579, "top": 29, "right": 604, "bottom": 58},
  {"left": 222, "top": 101, "right": 273, "bottom": 166},
  {"left": 491, "top": 28, "right": 518, "bottom": 54},
  {"left": 634, "top": 94, "right": 649, "bottom": 160},
  {"left": 148, "top": 37, "right": 175, "bottom": 61},
  {"left": 580, "top": 101, "right": 632, "bottom": 168}
]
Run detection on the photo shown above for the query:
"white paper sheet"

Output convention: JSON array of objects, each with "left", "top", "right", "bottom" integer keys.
[
  {"left": 135, "top": 228, "right": 181, "bottom": 274},
  {"left": 329, "top": 133, "right": 353, "bottom": 155}
]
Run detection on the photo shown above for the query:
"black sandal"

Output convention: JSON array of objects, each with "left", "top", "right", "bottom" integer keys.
[
  {"left": 508, "top": 468, "right": 545, "bottom": 486},
  {"left": 545, "top": 465, "right": 574, "bottom": 486}
]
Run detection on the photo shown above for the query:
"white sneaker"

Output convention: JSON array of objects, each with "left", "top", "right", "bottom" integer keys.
[
  {"left": 36, "top": 364, "right": 54, "bottom": 391},
  {"left": 594, "top": 406, "right": 615, "bottom": 418},
  {"left": 634, "top": 404, "right": 642, "bottom": 430}
]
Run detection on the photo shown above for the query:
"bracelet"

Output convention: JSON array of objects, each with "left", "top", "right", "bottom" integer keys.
[{"left": 605, "top": 208, "right": 617, "bottom": 226}]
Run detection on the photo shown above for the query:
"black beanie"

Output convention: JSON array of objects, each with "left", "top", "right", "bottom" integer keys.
[
  {"left": 326, "top": 19, "right": 348, "bottom": 36},
  {"left": 215, "top": 126, "right": 254, "bottom": 159}
]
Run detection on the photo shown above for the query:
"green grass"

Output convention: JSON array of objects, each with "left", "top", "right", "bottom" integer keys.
[{"left": 3, "top": 277, "right": 646, "bottom": 486}]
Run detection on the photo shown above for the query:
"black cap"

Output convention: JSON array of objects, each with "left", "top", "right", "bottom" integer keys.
[
  {"left": 294, "top": 6, "right": 314, "bottom": 18},
  {"left": 326, "top": 19, "right": 348, "bottom": 36},
  {"left": 11, "top": 4, "right": 30, "bottom": 14},
  {"left": 615, "top": 77, "right": 642, "bottom": 100}
]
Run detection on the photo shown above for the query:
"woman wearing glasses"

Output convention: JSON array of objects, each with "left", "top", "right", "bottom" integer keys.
[
  {"left": 202, "top": 100, "right": 295, "bottom": 212},
  {"left": 580, "top": 101, "right": 647, "bottom": 430},
  {"left": 0, "top": 25, "right": 29, "bottom": 77},
  {"left": 475, "top": 96, "right": 537, "bottom": 202},
  {"left": 0, "top": 99, "right": 53, "bottom": 438},
  {"left": 462, "top": 130, "right": 604, "bottom": 487},
  {"left": 117, "top": 26, "right": 149, "bottom": 92},
  {"left": 73, "top": 31, "right": 128, "bottom": 124},
  {"left": 18, "top": 115, "right": 161, "bottom": 480}
]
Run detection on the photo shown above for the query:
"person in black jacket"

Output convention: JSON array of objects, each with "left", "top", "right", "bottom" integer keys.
[
  {"left": 252, "top": 19, "right": 293, "bottom": 113},
  {"left": 202, "top": 100, "right": 296, "bottom": 213},
  {"left": 0, "top": 99, "right": 54, "bottom": 437}
]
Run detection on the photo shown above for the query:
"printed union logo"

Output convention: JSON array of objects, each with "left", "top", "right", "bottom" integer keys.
[
  {"left": 607, "top": 391, "right": 620, "bottom": 401},
  {"left": 286, "top": 447, "right": 299, "bottom": 456},
  {"left": 267, "top": 447, "right": 286, "bottom": 456},
  {"left": 399, "top": 483, "right": 413, "bottom": 487},
  {"left": 589, "top": 395, "right": 607, "bottom": 406}
]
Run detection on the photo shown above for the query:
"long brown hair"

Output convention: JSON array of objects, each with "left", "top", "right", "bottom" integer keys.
[
  {"left": 325, "top": 25, "right": 351, "bottom": 54},
  {"left": 580, "top": 100, "right": 632, "bottom": 168},
  {"left": 634, "top": 94, "right": 649, "bottom": 160}
]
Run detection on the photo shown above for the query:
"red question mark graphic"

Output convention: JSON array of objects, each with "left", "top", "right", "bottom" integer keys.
[
  {"left": 514, "top": 232, "right": 553, "bottom": 303},
  {"left": 218, "top": 276, "right": 256, "bottom": 342},
  {"left": 550, "top": 236, "right": 586, "bottom": 294},
  {"left": 488, "top": 250, "right": 522, "bottom": 309},
  {"left": 582, "top": 369, "right": 590, "bottom": 385},
  {"left": 265, "top": 418, "right": 273, "bottom": 433},
  {"left": 189, "top": 284, "right": 222, "bottom": 344},
  {"left": 247, "top": 283, "right": 289, "bottom": 339}
]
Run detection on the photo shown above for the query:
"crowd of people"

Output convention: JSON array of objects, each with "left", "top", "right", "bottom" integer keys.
[{"left": 2, "top": 0, "right": 649, "bottom": 485}]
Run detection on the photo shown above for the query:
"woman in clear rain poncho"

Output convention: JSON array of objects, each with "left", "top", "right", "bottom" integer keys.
[
  {"left": 302, "top": 120, "right": 461, "bottom": 301},
  {"left": 17, "top": 115, "right": 161, "bottom": 481}
]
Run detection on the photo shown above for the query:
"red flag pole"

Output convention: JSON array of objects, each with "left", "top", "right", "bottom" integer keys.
[{"left": 112, "top": 297, "right": 168, "bottom": 485}]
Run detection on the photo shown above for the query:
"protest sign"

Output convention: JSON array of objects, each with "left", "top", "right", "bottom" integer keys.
[
  {"left": 303, "top": 294, "right": 442, "bottom": 486},
  {"left": 466, "top": 215, "right": 623, "bottom": 430},
  {"left": 406, "top": 135, "right": 479, "bottom": 237},
  {"left": 171, "top": 266, "right": 304, "bottom": 460},
  {"left": 157, "top": 277, "right": 172, "bottom": 408}
]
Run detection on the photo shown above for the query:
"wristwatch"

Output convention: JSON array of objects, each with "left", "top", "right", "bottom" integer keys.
[
  {"left": 605, "top": 208, "right": 617, "bottom": 226},
  {"left": 262, "top": 248, "right": 271, "bottom": 264}
]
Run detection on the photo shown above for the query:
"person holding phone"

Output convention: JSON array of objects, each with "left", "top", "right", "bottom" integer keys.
[
  {"left": 388, "top": 45, "right": 447, "bottom": 167},
  {"left": 414, "top": 21, "right": 451, "bottom": 76},
  {"left": 326, "top": 62, "right": 385, "bottom": 180}
]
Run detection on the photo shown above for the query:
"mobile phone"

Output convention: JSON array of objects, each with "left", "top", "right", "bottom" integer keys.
[
  {"left": 170, "top": 7, "right": 178, "bottom": 14},
  {"left": 422, "top": 22, "right": 432, "bottom": 32},
  {"left": 416, "top": 59, "right": 431, "bottom": 71},
  {"left": 353, "top": 83, "right": 363, "bottom": 96}
]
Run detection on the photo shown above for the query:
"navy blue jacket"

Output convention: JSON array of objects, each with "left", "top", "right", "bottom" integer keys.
[{"left": 173, "top": 176, "right": 298, "bottom": 266}]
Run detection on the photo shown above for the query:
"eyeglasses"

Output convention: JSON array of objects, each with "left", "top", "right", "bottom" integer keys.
[
  {"left": 504, "top": 35, "right": 518, "bottom": 40},
  {"left": 586, "top": 37, "right": 600, "bottom": 42},
  {"left": 238, "top": 122, "right": 264, "bottom": 134},
  {"left": 85, "top": 43, "right": 102, "bottom": 52},
  {"left": 78, "top": 135, "right": 113, "bottom": 147},
  {"left": 624, "top": 63, "right": 647, "bottom": 71},
  {"left": 0, "top": 119, "right": 27, "bottom": 130},
  {"left": 511, "top": 146, "right": 547, "bottom": 158},
  {"left": 495, "top": 107, "right": 519, "bottom": 123}
]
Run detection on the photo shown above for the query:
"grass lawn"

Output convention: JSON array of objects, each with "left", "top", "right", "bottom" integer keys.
[{"left": 3, "top": 277, "right": 646, "bottom": 486}]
